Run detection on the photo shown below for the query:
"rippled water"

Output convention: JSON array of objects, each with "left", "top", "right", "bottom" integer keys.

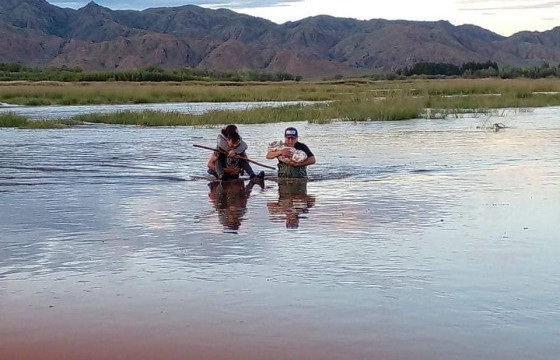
[{"left": 1, "top": 106, "right": 559, "bottom": 360}]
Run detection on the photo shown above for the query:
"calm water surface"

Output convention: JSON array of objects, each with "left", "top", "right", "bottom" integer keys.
[{"left": 1, "top": 106, "right": 559, "bottom": 360}]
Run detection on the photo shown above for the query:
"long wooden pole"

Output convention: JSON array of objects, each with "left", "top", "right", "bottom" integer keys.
[{"left": 193, "top": 144, "right": 275, "bottom": 170}]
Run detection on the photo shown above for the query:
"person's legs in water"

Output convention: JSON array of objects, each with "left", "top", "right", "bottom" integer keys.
[
  {"left": 238, "top": 151, "right": 264, "bottom": 179},
  {"left": 207, "top": 168, "right": 219, "bottom": 178},
  {"left": 277, "top": 162, "right": 306, "bottom": 178},
  {"left": 247, "top": 176, "right": 264, "bottom": 190},
  {"left": 252, "top": 170, "right": 265, "bottom": 179},
  {"left": 238, "top": 151, "right": 254, "bottom": 177},
  {"left": 215, "top": 156, "right": 226, "bottom": 180},
  {"left": 242, "top": 160, "right": 255, "bottom": 177},
  {"left": 245, "top": 161, "right": 264, "bottom": 179}
]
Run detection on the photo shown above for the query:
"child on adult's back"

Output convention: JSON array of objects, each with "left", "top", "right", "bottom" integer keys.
[{"left": 207, "top": 124, "right": 264, "bottom": 180}]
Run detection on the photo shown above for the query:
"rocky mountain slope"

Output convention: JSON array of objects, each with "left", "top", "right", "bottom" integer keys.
[{"left": 1, "top": 0, "right": 559, "bottom": 77}]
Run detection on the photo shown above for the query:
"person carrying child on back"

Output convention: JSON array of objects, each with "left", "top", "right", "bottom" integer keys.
[{"left": 207, "top": 124, "right": 264, "bottom": 180}]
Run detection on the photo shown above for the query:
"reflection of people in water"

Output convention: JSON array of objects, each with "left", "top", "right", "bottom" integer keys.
[
  {"left": 267, "top": 179, "right": 315, "bottom": 229},
  {"left": 208, "top": 178, "right": 261, "bottom": 232}
]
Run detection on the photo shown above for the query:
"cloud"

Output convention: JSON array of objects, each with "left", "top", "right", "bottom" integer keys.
[
  {"left": 49, "top": 0, "right": 303, "bottom": 10},
  {"left": 458, "top": 0, "right": 560, "bottom": 11}
]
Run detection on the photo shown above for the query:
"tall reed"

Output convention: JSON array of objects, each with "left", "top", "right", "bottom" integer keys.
[
  {"left": 69, "top": 94, "right": 425, "bottom": 126},
  {"left": 0, "top": 113, "right": 73, "bottom": 128},
  {"left": 3, "top": 78, "right": 560, "bottom": 127}
]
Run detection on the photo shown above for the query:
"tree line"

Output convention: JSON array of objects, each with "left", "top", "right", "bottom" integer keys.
[
  {"left": 1, "top": 61, "right": 560, "bottom": 81},
  {"left": 395, "top": 61, "right": 560, "bottom": 79},
  {"left": 0, "top": 64, "right": 302, "bottom": 82}
]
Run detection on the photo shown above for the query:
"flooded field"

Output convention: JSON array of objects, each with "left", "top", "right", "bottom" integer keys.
[{"left": 1, "top": 106, "right": 559, "bottom": 360}]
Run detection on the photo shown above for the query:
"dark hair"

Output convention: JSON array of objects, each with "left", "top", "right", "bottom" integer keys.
[
  {"left": 221, "top": 124, "right": 238, "bottom": 137},
  {"left": 226, "top": 131, "right": 240, "bottom": 143}
]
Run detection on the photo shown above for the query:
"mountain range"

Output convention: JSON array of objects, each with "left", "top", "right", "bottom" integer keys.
[{"left": 1, "top": 0, "right": 560, "bottom": 78}]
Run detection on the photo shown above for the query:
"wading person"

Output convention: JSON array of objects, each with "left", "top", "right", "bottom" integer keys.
[
  {"left": 209, "top": 131, "right": 243, "bottom": 180},
  {"left": 266, "top": 127, "right": 316, "bottom": 178},
  {"left": 207, "top": 124, "right": 264, "bottom": 180}
]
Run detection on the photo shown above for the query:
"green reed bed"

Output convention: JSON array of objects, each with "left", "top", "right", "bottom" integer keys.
[
  {"left": 419, "top": 90, "right": 560, "bottom": 119},
  {"left": 332, "top": 95, "right": 424, "bottom": 121},
  {"left": 2, "top": 78, "right": 560, "bottom": 106},
  {"left": 413, "top": 78, "right": 560, "bottom": 96},
  {"left": 3, "top": 79, "right": 560, "bottom": 128},
  {"left": 68, "top": 94, "right": 425, "bottom": 127},
  {"left": 3, "top": 92, "right": 559, "bottom": 128},
  {"left": 0, "top": 113, "right": 75, "bottom": 128},
  {"left": 0, "top": 82, "right": 360, "bottom": 105},
  {"left": 426, "top": 91, "right": 560, "bottom": 110},
  {"left": 71, "top": 104, "right": 332, "bottom": 127}
]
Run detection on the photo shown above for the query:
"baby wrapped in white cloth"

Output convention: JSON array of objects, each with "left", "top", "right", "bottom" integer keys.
[{"left": 267, "top": 141, "right": 307, "bottom": 163}]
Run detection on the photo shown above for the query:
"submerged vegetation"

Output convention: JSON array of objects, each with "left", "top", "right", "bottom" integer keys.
[{"left": 1, "top": 77, "right": 560, "bottom": 127}]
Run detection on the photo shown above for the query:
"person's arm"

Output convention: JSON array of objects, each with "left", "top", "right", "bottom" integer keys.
[
  {"left": 266, "top": 148, "right": 292, "bottom": 159},
  {"left": 266, "top": 149, "right": 281, "bottom": 159},
  {"left": 285, "top": 143, "right": 315, "bottom": 167}
]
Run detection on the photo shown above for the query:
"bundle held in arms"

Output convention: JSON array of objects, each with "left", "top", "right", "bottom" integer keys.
[{"left": 268, "top": 141, "right": 307, "bottom": 163}]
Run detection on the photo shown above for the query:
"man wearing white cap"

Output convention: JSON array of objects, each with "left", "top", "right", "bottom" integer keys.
[{"left": 266, "top": 127, "right": 316, "bottom": 178}]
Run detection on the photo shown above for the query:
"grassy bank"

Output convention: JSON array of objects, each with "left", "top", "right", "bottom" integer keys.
[
  {"left": 1, "top": 78, "right": 560, "bottom": 127},
  {"left": 0, "top": 81, "right": 360, "bottom": 106},
  {"left": 0, "top": 78, "right": 557, "bottom": 106},
  {"left": 67, "top": 89, "right": 560, "bottom": 126}
]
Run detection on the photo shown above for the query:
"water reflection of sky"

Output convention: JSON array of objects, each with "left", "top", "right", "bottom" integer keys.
[{"left": 1, "top": 107, "right": 560, "bottom": 360}]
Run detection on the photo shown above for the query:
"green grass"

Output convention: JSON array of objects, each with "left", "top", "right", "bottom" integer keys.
[
  {"left": 71, "top": 105, "right": 329, "bottom": 126},
  {"left": 0, "top": 113, "right": 77, "bottom": 128},
  {"left": 2, "top": 78, "right": 560, "bottom": 127},
  {"left": 68, "top": 94, "right": 425, "bottom": 126},
  {"left": 0, "top": 81, "right": 353, "bottom": 105},
  {"left": 2, "top": 78, "right": 560, "bottom": 105}
]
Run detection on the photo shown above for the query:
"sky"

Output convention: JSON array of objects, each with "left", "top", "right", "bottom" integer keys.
[{"left": 48, "top": 0, "right": 560, "bottom": 36}]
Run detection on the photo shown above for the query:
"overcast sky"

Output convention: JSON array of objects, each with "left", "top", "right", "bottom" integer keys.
[{"left": 48, "top": 0, "right": 560, "bottom": 36}]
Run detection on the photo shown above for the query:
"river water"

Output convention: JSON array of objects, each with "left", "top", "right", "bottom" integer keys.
[{"left": 1, "top": 106, "right": 559, "bottom": 360}]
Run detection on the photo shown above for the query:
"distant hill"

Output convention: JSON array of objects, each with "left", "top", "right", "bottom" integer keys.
[{"left": 1, "top": 0, "right": 560, "bottom": 78}]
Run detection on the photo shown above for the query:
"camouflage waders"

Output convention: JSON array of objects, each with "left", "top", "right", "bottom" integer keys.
[{"left": 277, "top": 162, "right": 307, "bottom": 178}]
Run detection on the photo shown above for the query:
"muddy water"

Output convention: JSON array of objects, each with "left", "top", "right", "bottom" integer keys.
[{"left": 1, "top": 107, "right": 559, "bottom": 360}]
